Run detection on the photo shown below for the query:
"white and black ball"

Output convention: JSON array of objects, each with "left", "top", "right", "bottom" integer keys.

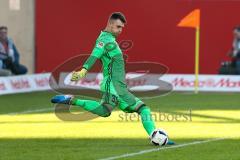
[{"left": 150, "top": 129, "right": 168, "bottom": 146}]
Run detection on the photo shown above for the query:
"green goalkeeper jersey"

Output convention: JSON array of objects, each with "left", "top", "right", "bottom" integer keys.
[
  {"left": 74, "top": 33, "right": 155, "bottom": 137},
  {"left": 83, "top": 31, "right": 127, "bottom": 95}
]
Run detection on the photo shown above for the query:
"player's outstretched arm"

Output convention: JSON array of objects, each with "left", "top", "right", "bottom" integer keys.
[
  {"left": 70, "top": 54, "right": 99, "bottom": 81},
  {"left": 71, "top": 38, "right": 105, "bottom": 81}
]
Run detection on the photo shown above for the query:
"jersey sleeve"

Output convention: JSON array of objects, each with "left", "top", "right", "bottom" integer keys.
[
  {"left": 91, "top": 39, "right": 105, "bottom": 58},
  {"left": 82, "top": 38, "right": 108, "bottom": 70}
]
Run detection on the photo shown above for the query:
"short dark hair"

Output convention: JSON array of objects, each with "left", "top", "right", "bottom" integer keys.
[
  {"left": 109, "top": 12, "right": 126, "bottom": 23},
  {"left": 0, "top": 26, "right": 8, "bottom": 30}
]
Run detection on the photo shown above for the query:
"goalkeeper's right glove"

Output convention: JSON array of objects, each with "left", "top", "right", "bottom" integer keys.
[{"left": 71, "top": 68, "right": 88, "bottom": 81}]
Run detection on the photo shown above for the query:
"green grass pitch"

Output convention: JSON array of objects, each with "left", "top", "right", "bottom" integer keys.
[{"left": 0, "top": 91, "right": 239, "bottom": 160}]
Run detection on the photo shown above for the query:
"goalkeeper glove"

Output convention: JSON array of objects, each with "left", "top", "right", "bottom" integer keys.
[{"left": 71, "top": 68, "right": 88, "bottom": 81}]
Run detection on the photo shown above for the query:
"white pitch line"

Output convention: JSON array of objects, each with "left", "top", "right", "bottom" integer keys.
[
  {"left": 98, "top": 138, "right": 226, "bottom": 160},
  {"left": 7, "top": 107, "right": 54, "bottom": 115}
]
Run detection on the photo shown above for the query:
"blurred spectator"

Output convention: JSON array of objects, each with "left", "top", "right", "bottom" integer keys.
[
  {"left": 0, "top": 68, "right": 11, "bottom": 76},
  {"left": 219, "top": 26, "right": 240, "bottom": 75},
  {"left": 0, "top": 67, "right": 11, "bottom": 77},
  {"left": 0, "top": 26, "right": 27, "bottom": 76},
  {"left": 229, "top": 26, "right": 240, "bottom": 74}
]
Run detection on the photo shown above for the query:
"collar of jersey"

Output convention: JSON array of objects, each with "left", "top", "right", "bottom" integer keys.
[{"left": 102, "top": 30, "right": 116, "bottom": 38}]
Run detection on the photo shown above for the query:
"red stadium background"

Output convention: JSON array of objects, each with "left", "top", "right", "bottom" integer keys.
[{"left": 35, "top": 0, "right": 240, "bottom": 74}]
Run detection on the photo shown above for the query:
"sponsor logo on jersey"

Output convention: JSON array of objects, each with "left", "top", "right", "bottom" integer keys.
[{"left": 97, "top": 42, "right": 104, "bottom": 48}]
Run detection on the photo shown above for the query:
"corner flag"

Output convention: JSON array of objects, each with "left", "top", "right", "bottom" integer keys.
[{"left": 177, "top": 9, "right": 201, "bottom": 93}]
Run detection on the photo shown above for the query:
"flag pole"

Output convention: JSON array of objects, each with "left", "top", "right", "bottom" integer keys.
[
  {"left": 177, "top": 9, "right": 201, "bottom": 93},
  {"left": 194, "top": 27, "right": 200, "bottom": 94}
]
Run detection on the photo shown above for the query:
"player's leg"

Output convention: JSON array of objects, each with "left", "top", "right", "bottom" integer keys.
[
  {"left": 111, "top": 81, "right": 156, "bottom": 136},
  {"left": 71, "top": 98, "right": 113, "bottom": 117},
  {"left": 118, "top": 94, "right": 175, "bottom": 145},
  {"left": 51, "top": 95, "right": 114, "bottom": 117},
  {"left": 119, "top": 96, "right": 156, "bottom": 136},
  {"left": 137, "top": 104, "right": 156, "bottom": 136}
]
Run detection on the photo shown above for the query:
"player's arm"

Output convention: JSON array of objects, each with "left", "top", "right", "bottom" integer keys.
[{"left": 71, "top": 40, "right": 105, "bottom": 81}]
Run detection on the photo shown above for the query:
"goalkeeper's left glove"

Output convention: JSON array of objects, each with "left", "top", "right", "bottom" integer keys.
[{"left": 71, "top": 68, "right": 88, "bottom": 81}]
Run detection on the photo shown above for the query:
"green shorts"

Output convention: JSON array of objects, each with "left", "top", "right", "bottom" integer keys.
[{"left": 100, "top": 81, "right": 145, "bottom": 113}]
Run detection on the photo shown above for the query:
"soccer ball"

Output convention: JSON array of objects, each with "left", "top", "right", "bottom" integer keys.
[{"left": 150, "top": 129, "right": 168, "bottom": 146}]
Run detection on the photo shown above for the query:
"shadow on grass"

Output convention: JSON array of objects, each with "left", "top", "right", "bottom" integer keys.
[{"left": 0, "top": 138, "right": 239, "bottom": 160}]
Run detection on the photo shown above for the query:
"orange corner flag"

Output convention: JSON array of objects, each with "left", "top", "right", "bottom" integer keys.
[{"left": 178, "top": 9, "right": 200, "bottom": 28}]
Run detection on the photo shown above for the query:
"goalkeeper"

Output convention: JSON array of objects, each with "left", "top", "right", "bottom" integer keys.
[{"left": 51, "top": 12, "right": 174, "bottom": 145}]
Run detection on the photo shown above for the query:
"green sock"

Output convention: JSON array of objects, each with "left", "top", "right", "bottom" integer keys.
[
  {"left": 72, "top": 98, "right": 110, "bottom": 117},
  {"left": 139, "top": 106, "right": 156, "bottom": 136}
]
